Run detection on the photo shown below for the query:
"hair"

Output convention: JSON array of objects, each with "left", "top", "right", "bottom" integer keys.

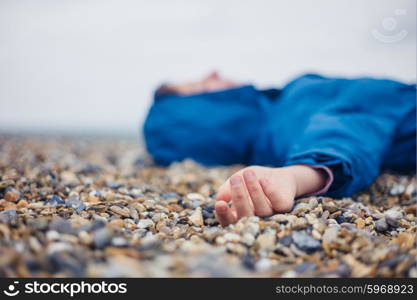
[{"left": 154, "top": 84, "right": 177, "bottom": 97}]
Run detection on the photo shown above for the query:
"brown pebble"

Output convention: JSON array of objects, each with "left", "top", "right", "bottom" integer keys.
[
  {"left": 78, "top": 231, "right": 93, "bottom": 245},
  {"left": 3, "top": 203, "right": 17, "bottom": 210},
  {"left": 188, "top": 207, "right": 204, "bottom": 227},
  {"left": 17, "top": 200, "right": 28, "bottom": 209},
  {"left": 158, "top": 225, "right": 172, "bottom": 235},
  {"left": 110, "top": 205, "right": 130, "bottom": 218},
  {"left": 87, "top": 196, "right": 100, "bottom": 203},
  {"left": 5, "top": 189, "right": 20, "bottom": 202},
  {"left": 343, "top": 254, "right": 375, "bottom": 277},
  {"left": 323, "top": 203, "right": 338, "bottom": 213},
  {"left": 329, "top": 211, "right": 342, "bottom": 218},
  {"left": 292, "top": 217, "right": 308, "bottom": 229},
  {"left": 404, "top": 204, "right": 416, "bottom": 215},
  {"left": 0, "top": 180, "right": 15, "bottom": 189},
  {"left": 28, "top": 202, "right": 44, "bottom": 209},
  {"left": 395, "top": 232, "right": 415, "bottom": 251},
  {"left": 109, "top": 219, "right": 125, "bottom": 228},
  {"left": 125, "top": 222, "right": 137, "bottom": 230},
  {"left": 355, "top": 218, "right": 366, "bottom": 229}
]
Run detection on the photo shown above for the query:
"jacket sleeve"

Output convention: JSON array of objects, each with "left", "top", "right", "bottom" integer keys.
[{"left": 283, "top": 80, "right": 416, "bottom": 198}]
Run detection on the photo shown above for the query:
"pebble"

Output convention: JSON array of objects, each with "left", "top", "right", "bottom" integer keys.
[
  {"left": 4, "top": 188, "right": 20, "bottom": 202},
  {"left": 390, "top": 184, "right": 405, "bottom": 195},
  {"left": 224, "top": 233, "right": 241, "bottom": 243},
  {"left": 110, "top": 205, "right": 130, "bottom": 218},
  {"left": 111, "top": 237, "right": 128, "bottom": 247},
  {"left": 66, "top": 195, "right": 86, "bottom": 213},
  {"left": 93, "top": 228, "right": 113, "bottom": 249},
  {"left": 295, "top": 261, "right": 317, "bottom": 274},
  {"left": 355, "top": 218, "right": 366, "bottom": 229},
  {"left": 202, "top": 208, "right": 214, "bottom": 219},
  {"left": 242, "top": 222, "right": 260, "bottom": 236},
  {"left": 384, "top": 209, "right": 402, "bottom": 228},
  {"left": 321, "top": 227, "right": 338, "bottom": 254},
  {"left": 404, "top": 204, "right": 416, "bottom": 215},
  {"left": 49, "top": 218, "right": 76, "bottom": 235},
  {"left": 46, "top": 230, "right": 61, "bottom": 241},
  {"left": 241, "top": 233, "right": 255, "bottom": 246},
  {"left": 28, "top": 237, "right": 42, "bottom": 252},
  {"left": 292, "top": 231, "right": 321, "bottom": 253},
  {"left": 292, "top": 217, "right": 308, "bottom": 229},
  {"left": 202, "top": 227, "right": 222, "bottom": 242},
  {"left": 386, "top": 217, "right": 400, "bottom": 228},
  {"left": 279, "top": 235, "right": 293, "bottom": 247},
  {"left": 17, "top": 199, "right": 28, "bottom": 209},
  {"left": 0, "top": 179, "right": 14, "bottom": 189},
  {"left": 188, "top": 207, "right": 204, "bottom": 227},
  {"left": 292, "top": 202, "right": 310, "bottom": 215},
  {"left": 47, "top": 195, "right": 65, "bottom": 207},
  {"left": 187, "top": 193, "right": 205, "bottom": 202},
  {"left": 255, "top": 258, "right": 272, "bottom": 272},
  {"left": 384, "top": 208, "right": 403, "bottom": 220},
  {"left": 78, "top": 231, "right": 93, "bottom": 245},
  {"left": 335, "top": 215, "right": 346, "bottom": 224},
  {"left": 109, "top": 219, "right": 125, "bottom": 228},
  {"left": 47, "top": 242, "right": 73, "bottom": 255},
  {"left": 137, "top": 219, "right": 154, "bottom": 229},
  {"left": 0, "top": 210, "right": 18, "bottom": 225},
  {"left": 323, "top": 203, "right": 338, "bottom": 213},
  {"left": 255, "top": 232, "right": 276, "bottom": 250},
  {"left": 375, "top": 218, "right": 388, "bottom": 232}
]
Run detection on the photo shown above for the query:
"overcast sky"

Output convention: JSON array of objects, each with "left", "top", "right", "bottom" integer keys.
[{"left": 0, "top": 0, "right": 415, "bottom": 137}]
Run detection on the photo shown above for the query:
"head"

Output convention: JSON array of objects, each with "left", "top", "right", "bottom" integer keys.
[{"left": 156, "top": 72, "right": 238, "bottom": 97}]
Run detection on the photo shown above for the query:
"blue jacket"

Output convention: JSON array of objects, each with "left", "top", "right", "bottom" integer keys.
[{"left": 143, "top": 74, "right": 416, "bottom": 197}]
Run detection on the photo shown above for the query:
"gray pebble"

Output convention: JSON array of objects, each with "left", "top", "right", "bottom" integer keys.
[
  {"left": 384, "top": 209, "right": 403, "bottom": 220},
  {"left": 386, "top": 217, "right": 400, "bottom": 228},
  {"left": 111, "top": 237, "right": 128, "bottom": 247},
  {"left": 93, "top": 228, "right": 113, "bottom": 249},
  {"left": 295, "top": 261, "right": 317, "bottom": 274},
  {"left": 375, "top": 218, "right": 388, "bottom": 232},
  {"left": 66, "top": 195, "right": 81, "bottom": 208},
  {"left": 291, "top": 202, "right": 310, "bottom": 215},
  {"left": 138, "top": 219, "right": 154, "bottom": 229},
  {"left": 49, "top": 218, "right": 75, "bottom": 235},
  {"left": 279, "top": 235, "right": 293, "bottom": 247},
  {"left": 46, "top": 195, "right": 65, "bottom": 207},
  {"left": 0, "top": 210, "right": 17, "bottom": 225},
  {"left": 65, "top": 195, "right": 86, "bottom": 213},
  {"left": 292, "top": 231, "right": 321, "bottom": 253}
]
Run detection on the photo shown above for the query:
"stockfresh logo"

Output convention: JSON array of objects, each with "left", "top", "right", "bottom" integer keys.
[
  {"left": 371, "top": 9, "right": 408, "bottom": 43},
  {"left": 3, "top": 281, "right": 127, "bottom": 297},
  {"left": 3, "top": 281, "right": 20, "bottom": 297}
]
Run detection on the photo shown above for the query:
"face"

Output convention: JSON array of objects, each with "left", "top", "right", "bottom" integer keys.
[{"left": 164, "top": 72, "right": 238, "bottom": 96}]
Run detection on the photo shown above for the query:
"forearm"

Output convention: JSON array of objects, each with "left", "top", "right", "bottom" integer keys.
[{"left": 284, "top": 164, "right": 328, "bottom": 197}]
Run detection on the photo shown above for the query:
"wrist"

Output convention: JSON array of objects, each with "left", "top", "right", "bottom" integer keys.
[{"left": 284, "top": 164, "right": 327, "bottom": 197}]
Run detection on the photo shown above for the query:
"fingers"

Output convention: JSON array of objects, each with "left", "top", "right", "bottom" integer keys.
[
  {"left": 243, "top": 170, "right": 273, "bottom": 217},
  {"left": 216, "top": 181, "right": 231, "bottom": 202},
  {"left": 259, "top": 178, "right": 293, "bottom": 212},
  {"left": 215, "top": 200, "right": 236, "bottom": 226},
  {"left": 230, "top": 175, "right": 253, "bottom": 219}
]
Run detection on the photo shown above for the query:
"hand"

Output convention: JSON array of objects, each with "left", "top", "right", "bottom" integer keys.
[{"left": 214, "top": 165, "right": 326, "bottom": 226}]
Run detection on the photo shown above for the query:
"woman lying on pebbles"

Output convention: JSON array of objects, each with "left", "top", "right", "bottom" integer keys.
[{"left": 143, "top": 72, "right": 416, "bottom": 226}]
